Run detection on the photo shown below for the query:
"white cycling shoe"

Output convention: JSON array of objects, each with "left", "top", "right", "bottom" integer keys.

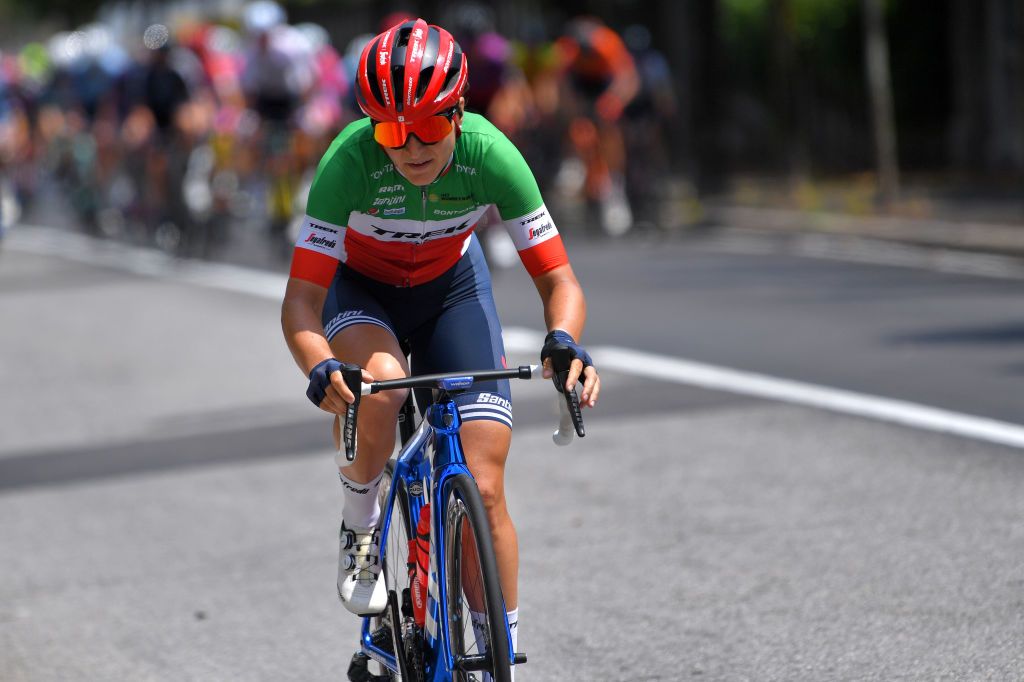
[{"left": 337, "top": 521, "right": 387, "bottom": 616}]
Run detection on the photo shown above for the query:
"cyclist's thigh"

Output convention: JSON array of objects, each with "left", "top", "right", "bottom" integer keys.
[
  {"left": 322, "top": 267, "right": 408, "bottom": 378},
  {"left": 410, "top": 236, "right": 512, "bottom": 429}
]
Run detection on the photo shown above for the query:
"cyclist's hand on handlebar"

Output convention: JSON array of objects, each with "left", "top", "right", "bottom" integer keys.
[
  {"left": 540, "top": 330, "right": 600, "bottom": 408},
  {"left": 306, "top": 358, "right": 373, "bottom": 414}
]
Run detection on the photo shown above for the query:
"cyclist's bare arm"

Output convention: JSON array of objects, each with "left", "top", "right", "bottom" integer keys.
[
  {"left": 281, "top": 277, "right": 368, "bottom": 414},
  {"left": 531, "top": 263, "right": 600, "bottom": 408}
]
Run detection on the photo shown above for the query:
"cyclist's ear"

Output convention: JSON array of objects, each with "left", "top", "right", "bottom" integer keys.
[{"left": 457, "top": 97, "right": 466, "bottom": 118}]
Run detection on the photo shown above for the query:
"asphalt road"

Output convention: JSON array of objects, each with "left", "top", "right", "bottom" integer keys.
[{"left": 2, "top": 227, "right": 1024, "bottom": 681}]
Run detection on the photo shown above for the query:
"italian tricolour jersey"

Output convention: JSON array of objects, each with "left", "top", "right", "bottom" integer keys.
[{"left": 289, "top": 112, "right": 568, "bottom": 288}]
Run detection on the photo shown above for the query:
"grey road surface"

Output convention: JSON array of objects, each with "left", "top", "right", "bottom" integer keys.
[
  {"left": 2, "top": 239, "right": 1023, "bottom": 681},
  {"left": 492, "top": 231, "right": 1024, "bottom": 426}
]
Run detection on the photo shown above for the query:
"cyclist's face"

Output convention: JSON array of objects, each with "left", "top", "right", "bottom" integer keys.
[{"left": 382, "top": 107, "right": 462, "bottom": 186}]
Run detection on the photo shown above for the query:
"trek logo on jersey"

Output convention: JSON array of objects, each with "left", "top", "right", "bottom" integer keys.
[
  {"left": 520, "top": 210, "right": 547, "bottom": 227},
  {"left": 304, "top": 233, "right": 337, "bottom": 249},
  {"left": 370, "top": 218, "right": 472, "bottom": 241},
  {"left": 529, "top": 222, "right": 554, "bottom": 240}
]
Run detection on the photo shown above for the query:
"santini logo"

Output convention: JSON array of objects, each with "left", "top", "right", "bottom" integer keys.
[{"left": 305, "top": 233, "right": 337, "bottom": 248}]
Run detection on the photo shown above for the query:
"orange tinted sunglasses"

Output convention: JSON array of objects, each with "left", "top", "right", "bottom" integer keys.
[{"left": 372, "top": 108, "right": 459, "bottom": 149}]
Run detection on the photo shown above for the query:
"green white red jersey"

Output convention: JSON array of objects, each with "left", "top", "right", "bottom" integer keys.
[{"left": 289, "top": 112, "right": 568, "bottom": 288}]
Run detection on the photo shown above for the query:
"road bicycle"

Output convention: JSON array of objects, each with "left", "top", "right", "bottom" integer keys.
[{"left": 344, "top": 347, "right": 586, "bottom": 682}]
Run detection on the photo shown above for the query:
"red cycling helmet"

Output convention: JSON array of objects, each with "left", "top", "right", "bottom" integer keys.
[{"left": 356, "top": 18, "right": 469, "bottom": 124}]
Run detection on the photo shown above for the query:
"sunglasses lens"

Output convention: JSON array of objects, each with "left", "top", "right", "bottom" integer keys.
[
  {"left": 410, "top": 115, "right": 454, "bottom": 144},
  {"left": 373, "top": 114, "right": 454, "bottom": 148},
  {"left": 373, "top": 122, "right": 408, "bottom": 148}
]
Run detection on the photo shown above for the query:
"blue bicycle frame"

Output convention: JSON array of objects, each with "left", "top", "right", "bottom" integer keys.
[{"left": 358, "top": 392, "right": 515, "bottom": 681}]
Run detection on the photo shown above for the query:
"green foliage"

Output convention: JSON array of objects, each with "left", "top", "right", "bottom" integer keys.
[{"left": 0, "top": 0, "right": 104, "bottom": 25}]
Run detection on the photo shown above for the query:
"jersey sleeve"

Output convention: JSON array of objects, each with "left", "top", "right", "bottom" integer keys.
[
  {"left": 480, "top": 128, "right": 569, "bottom": 277},
  {"left": 289, "top": 126, "right": 366, "bottom": 287}
]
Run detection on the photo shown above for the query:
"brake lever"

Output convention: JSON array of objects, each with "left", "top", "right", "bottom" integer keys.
[
  {"left": 342, "top": 367, "right": 363, "bottom": 461},
  {"left": 549, "top": 346, "right": 586, "bottom": 438}
]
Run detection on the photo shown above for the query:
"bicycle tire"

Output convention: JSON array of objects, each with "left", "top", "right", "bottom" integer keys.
[
  {"left": 443, "top": 474, "right": 512, "bottom": 682},
  {"left": 373, "top": 460, "right": 423, "bottom": 682}
]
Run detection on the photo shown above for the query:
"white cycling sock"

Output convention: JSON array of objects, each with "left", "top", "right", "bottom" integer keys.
[
  {"left": 338, "top": 470, "right": 383, "bottom": 529},
  {"left": 470, "top": 608, "right": 518, "bottom": 682}
]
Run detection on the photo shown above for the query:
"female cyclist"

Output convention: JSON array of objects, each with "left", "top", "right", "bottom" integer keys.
[{"left": 280, "top": 18, "right": 600, "bottom": 662}]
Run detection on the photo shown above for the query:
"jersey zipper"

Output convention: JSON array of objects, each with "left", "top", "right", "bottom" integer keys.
[{"left": 404, "top": 187, "right": 428, "bottom": 288}]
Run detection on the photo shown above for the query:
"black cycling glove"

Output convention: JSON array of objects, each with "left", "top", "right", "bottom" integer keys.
[
  {"left": 306, "top": 358, "right": 361, "bottom": 407},
  {"left": 540, "top": 329, "right": 594, "bottom": 370}
]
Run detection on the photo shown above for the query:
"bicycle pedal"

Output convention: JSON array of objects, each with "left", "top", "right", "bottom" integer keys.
[
  {"left": 346, "top": 652, "right": 391, "bottom": 682},
  {"left": 346, "top": 652, "right": 371, "bottom": 682}
]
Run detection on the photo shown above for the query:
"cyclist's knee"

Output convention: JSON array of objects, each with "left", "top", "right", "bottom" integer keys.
[
  {"left": 460, "top": 419, "right": 512, "bottom": 513},
  {"left": 363, "top": 354, "right": 409, "bottom": 412}
]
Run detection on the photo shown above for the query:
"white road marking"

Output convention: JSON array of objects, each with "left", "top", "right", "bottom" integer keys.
[{"left": 10, "top": 225, "right": 1024, "bottom": 449}]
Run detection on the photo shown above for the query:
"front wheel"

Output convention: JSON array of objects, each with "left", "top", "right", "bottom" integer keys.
[{"left": 443, "top": 474, "right": 512, "bottom": 682}]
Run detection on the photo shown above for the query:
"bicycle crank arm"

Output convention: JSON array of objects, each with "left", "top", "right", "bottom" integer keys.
[{"left": 454, "top": 652, "right": 527, "bottom": 672}]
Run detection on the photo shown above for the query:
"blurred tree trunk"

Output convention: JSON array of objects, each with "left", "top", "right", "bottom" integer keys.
[
  {"left": 652, "top": 0, "right": 723, "bottom": 195},
  {"left": 690, "top": 0, "right": 725, "bottom": 194},
  {"left": 947, "top": 2, "right": 985, "bottom": 171},
  {"left": 862, "top": 0, "right": 900, "bottom": 203},
  {"left": 984, "top": 0, "right": 1024, "bottom": 170},
  {"left": 948, "top": 0, "right": 1024, "bottom": 174},
  {"left": 768, "top": 0, "right": 808, "bottom": 180},
  {"left": 654, "top": 0, "right": 693, "bottom": 178}
]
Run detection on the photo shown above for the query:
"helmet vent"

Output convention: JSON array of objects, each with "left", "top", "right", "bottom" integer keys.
[{"left": 365, "top": 37, "right": 385, "bottom": 106}]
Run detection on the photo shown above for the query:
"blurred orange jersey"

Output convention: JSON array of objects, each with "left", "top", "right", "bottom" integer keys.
[{"left": 556, "top": 23, "right": 636, "bottom": 83}]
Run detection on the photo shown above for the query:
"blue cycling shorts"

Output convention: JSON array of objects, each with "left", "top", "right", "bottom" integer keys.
[{"left": 322, "top": 234, "right": 513, "bottom": 429}]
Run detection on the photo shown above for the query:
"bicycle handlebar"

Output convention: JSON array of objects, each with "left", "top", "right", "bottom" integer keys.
[
  {"left": 359, "top": 365, "right": 536, "bottom": 393},
  {"left": 339, "top": 363, "right": 584, "bottom": 460}
]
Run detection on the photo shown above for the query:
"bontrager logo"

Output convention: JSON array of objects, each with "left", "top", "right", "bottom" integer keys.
[
  {"left": 433, "top": 207, "right": 473, "bottom": 217},
  {"left": 305, "top": 233, "right": 337, "bottom": 248}
]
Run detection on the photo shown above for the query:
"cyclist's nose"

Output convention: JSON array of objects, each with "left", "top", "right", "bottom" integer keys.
[{"left": 403, "top": 134, "right": 426, "bottom": 151}]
